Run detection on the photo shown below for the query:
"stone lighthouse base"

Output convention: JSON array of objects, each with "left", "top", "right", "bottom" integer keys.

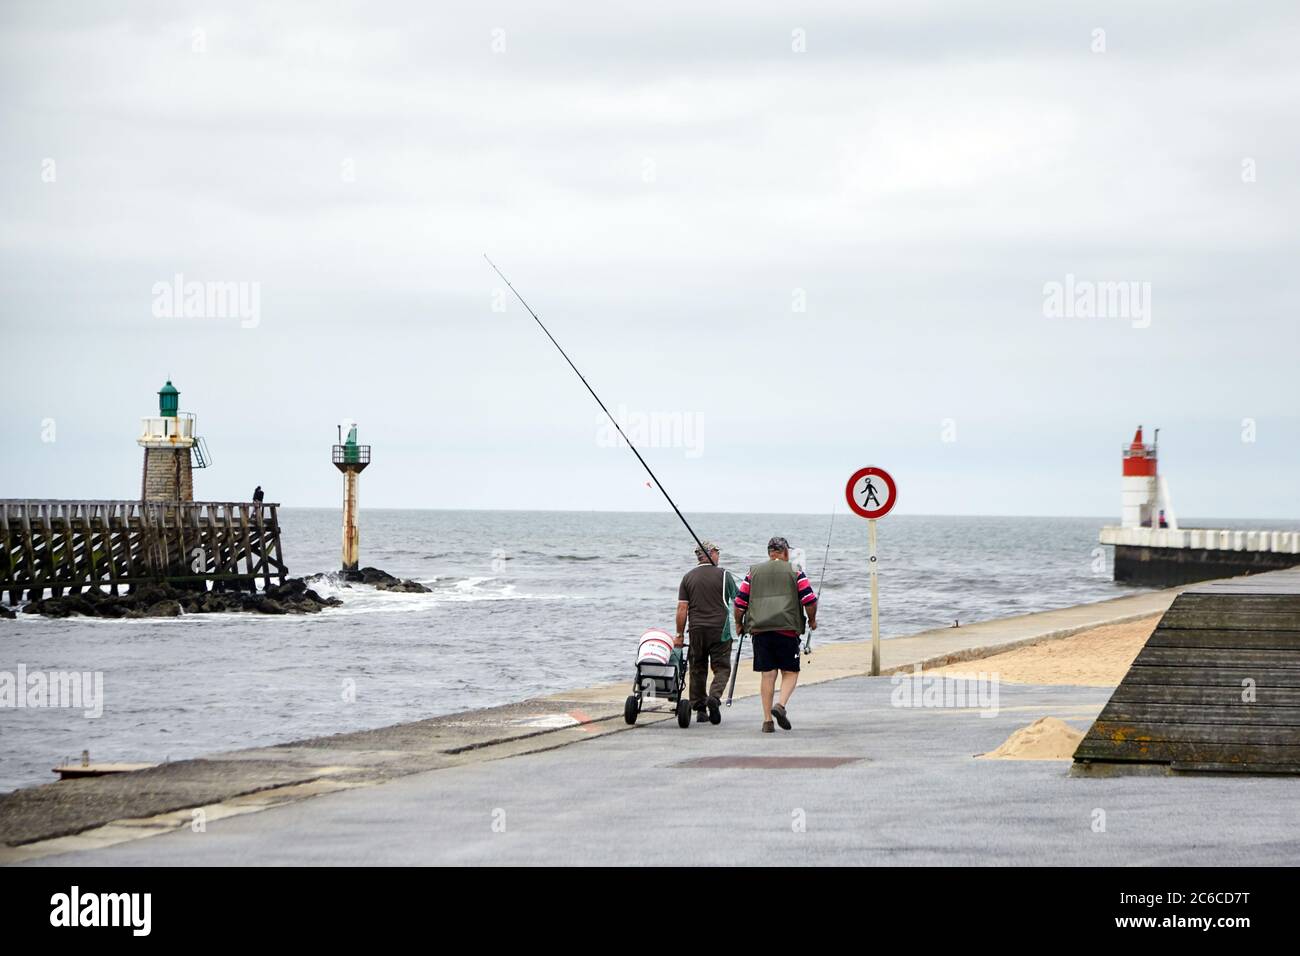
[{"left": 141, "top": 446, "right": 193, "bottom": 502}]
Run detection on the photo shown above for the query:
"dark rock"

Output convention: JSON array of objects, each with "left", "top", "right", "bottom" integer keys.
[
  {"left": 26, "top": 599, "right": 73, "bottom": 618},
  {"left": 356, "top": 566, "right": 400, "bottom": 585},
  {"left": 266, "top": 579, "right": 309, "bottom": 601},
  {"left": 17, "top": 576, "right": 344, "bottom": 619},
  {"left": 351, "top": 566, "right": 430, "bottom": 593},
  {"left": 56, "top": 597, "right": 95, "bottom": 617},
  {"left": 132, "top": 584, "right": 171, "bottom": 606},
  {"left": 375, "top": 578, "right": 431, "bottom": 593}
]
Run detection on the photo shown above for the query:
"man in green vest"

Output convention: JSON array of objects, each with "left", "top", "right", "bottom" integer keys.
[
  {"left": 733, "top": 536, "right": 818, "bottom": 733},
  {"left": 675, "top": 541, "right": 739, "bottom": 725}
]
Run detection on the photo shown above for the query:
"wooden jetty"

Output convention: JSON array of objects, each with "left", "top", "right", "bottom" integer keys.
[
  {"left": 1, "top": 499, "right": 287, "bottom": 604},
  {"left": 1073, "top": 567, "right": 1300, "bottom": 774}
]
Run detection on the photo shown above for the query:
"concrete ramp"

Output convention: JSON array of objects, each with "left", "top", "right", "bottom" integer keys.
[{"left": 1074, "top": 568, "right": 1300, "bottom": 774}]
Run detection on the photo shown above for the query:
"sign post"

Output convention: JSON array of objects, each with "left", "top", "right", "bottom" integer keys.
[{"left": 845, "top": 466, "right": 897, "bottom": 676}]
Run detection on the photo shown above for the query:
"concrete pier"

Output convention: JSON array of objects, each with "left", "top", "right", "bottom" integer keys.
[
  {"left": 26, "top": 679, "right": 1299, "bottom": 867},
  {"left": 1101, "top": 525, "right": 1300, "bottom": 586},
  {"left": 0, "top": 584, "right": 1186, "bottom": 864}
]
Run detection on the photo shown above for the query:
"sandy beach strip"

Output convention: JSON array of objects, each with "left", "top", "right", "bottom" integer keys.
[{"left": 924, "top": 614, "right": 1162, "bottom": 687}]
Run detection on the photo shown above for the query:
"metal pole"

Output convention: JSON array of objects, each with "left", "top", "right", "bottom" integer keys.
[
  {"left": 868, "top": 518, "right": 880, "bottom": 676},
  {"left": 342, "top": 469, "right": 360, "bottom": 574}
]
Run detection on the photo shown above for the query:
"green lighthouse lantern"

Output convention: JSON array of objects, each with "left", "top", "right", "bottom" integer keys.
[{"left": 158, "top": 379, "right": 180, "bottom": 418}]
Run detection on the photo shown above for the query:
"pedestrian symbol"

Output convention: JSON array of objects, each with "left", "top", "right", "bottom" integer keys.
[{"left": 859, "top": 476, "right": 881, "bottom": 510}]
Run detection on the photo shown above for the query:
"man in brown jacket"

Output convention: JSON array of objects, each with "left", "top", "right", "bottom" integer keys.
[{"left": 675, "top": 541, "right": 736, "bottom": 725}]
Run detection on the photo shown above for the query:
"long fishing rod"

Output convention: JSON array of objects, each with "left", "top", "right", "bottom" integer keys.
[
  {"left": 484, "top": 254, "right": 716, "bottom": 568},
  {"left": 805, "top": 504, "right": 836, "bottom": 655}
]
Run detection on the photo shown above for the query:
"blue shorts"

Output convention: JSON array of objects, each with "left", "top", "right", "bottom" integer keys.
[{"left": 751, "top": 632, "right": 801, "bottom": 672}]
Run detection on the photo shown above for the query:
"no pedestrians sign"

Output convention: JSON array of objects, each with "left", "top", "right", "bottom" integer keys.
[{"left": 845, "top": 466, "right": 897, "bottom": 520}]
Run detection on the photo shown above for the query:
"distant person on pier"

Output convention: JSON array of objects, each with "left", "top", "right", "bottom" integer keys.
[
  {"left": 734, "top": 536, "right": 818, "bottom": 734},
  {"left": 675, "top": 541, "right": 737, "bottom": 726},
  {"left": 253, "top": 485, "right": 264, "bottom": 504}
]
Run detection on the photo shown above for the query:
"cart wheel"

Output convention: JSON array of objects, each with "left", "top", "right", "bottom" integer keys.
[
  {"left": 676, "top": 699, "right": 692, "bottom": 728},
  {"left": 624, "top": 695, "right": 639, "bottom": 725}
]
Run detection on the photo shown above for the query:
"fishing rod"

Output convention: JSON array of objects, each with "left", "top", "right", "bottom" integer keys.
[
  {"left": 484, "top": 255, "right": 716, "bottom": 568},
  {"left": 725, "top": 632, "right": 744, "bottom": 707},
  {"left": 805, "top": 505, "right": 836, "bottom": 655}
]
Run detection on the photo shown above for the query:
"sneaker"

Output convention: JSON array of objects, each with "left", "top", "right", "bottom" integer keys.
[
  {"left": 707, "top": 696, "right": 722, "bottom": 725},
  {"left": 772, "top": 703, "right": 791, "bottom": 730},
  {"left": 695, "top": 707, "right": 709, "bottom": 724},
  {"left": 761, "top": 720, "right": 775, "bottom": 733}
]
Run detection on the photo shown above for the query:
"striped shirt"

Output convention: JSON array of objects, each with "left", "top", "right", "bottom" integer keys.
[{"left": 735, "top": 567, "right": 817, "bottom": 637}]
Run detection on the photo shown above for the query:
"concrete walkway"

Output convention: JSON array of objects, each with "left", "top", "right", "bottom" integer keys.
[
  {"left": 1, "top": 585, "right": 1186, "bottom": 864},
  {"left": 27, "top": 677, "right": 1300, "bottom": 866}
]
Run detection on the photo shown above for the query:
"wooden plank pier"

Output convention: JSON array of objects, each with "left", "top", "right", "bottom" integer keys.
[
  {"left": 1074, "top": 567, "right": 1300, "bottom": 774},
  {"left": 1, "top": 500, "right": 287, "bottom": 604}
]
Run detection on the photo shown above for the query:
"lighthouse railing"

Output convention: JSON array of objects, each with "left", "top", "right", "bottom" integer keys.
[
  {"left": 331, "top": 444, "right": 371, "bottom": 466},
  {"left": 139, "top": 414, "right": 196, "bottom": 442}
]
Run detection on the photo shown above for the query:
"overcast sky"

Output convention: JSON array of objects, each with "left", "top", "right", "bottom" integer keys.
[{"left": 2, "top": 1, "right": 1297, "bottom": 519}]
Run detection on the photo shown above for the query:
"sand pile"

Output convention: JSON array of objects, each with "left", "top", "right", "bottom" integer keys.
[{"left": 979, "top": 717, "right": 1085, "bottom": 760}]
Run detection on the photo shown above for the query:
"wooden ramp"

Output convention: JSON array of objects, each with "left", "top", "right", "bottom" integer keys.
[{"left": 1073, "top": 567, "right": 1300, "bottom": 775}]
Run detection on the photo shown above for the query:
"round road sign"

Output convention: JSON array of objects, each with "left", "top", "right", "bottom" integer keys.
[{"left": 845, "top": 466, "right": 897, "bottom": 520}]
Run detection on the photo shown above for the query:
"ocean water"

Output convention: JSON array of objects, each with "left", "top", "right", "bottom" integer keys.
[{"left": 0, "top": 510, "right": 1287, "bottom": 792}]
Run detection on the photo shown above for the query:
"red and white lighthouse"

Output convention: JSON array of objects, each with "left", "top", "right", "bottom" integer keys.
[{"left": 1120, "top": 426, "right": 1176, "bottom": 529}]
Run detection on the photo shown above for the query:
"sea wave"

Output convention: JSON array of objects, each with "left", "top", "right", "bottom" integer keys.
[{"left": 301, "top": 571, "right": 575, "bottom": 612}]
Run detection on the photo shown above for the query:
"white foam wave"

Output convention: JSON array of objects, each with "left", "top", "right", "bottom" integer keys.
[{"left": 302, "top": 571, "right": 576, "bottom": 614}]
